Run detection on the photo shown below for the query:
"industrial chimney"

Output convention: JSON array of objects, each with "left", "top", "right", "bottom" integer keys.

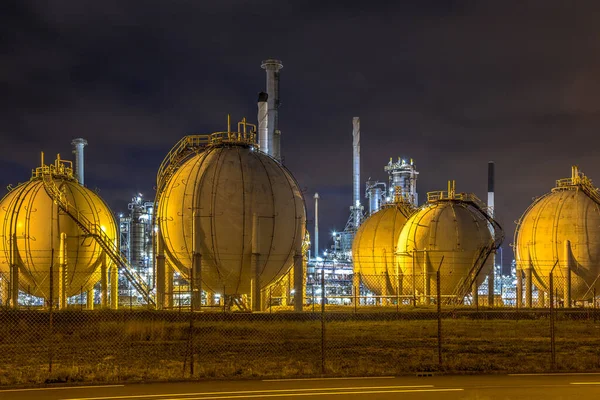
[
  {"left": 261, "top": 59, "right": 283, "bottom": 161},
  {"left": 352, "top": 117, "right": 361, "bottom": 229},
  {"left": 314, "top": 192, "right": 320, "bottom": 259},
  {"left": 487, "top": 161, "right": 495, "bottom": 306},
  {"left": 71, "top": 138, "right": 88, "bottom": 186},
  {"left": 257, "top": 92, "right": 269, "bottom": 154}
]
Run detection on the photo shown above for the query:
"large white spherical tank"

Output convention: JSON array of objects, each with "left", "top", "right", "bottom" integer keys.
[
  {"left": 352, "top": 204, "right": 411, "bottom": 295},
  {"left": 515, "top": 187, "right": 600, "bottom": 299},
  {"left": 157, "top": 145, "right": 306, "bottom": 295},
  {"left": 396, "top": 200, "right": 493, "bottom": 296},
  {"left": 0, "top": 179, "right": 117, "bottom": 300}
]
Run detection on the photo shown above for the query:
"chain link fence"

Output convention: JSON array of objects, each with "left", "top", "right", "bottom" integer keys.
[{"left": 1, "top": 270, "right": 600, "bottom": 386}]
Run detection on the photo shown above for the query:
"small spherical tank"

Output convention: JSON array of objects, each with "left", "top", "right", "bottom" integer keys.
[
  {"left": 396, "top": 193, "right": 495, "bottom": 297},
  {"left": 0, "top": 168, "right": 117, "bottom": 301},
  {"left": 515, "top": 167, "right": 600, "bottom": 300},
  {"left": 352, "top": 204, "right": 412, "bottom": 295},
  {"left": 157, "top": 143, "right": 306, "bottom": 295}
]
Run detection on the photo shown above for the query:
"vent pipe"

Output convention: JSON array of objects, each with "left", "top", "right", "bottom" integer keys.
[
  {"left": 71, "top": 138, "right": 88, "bottom": 185},
  {"left": 261, "top": 59, "right": 283, "bottom": 161},
  {"left": 257, "top": 92, "right": 269, "bottom": 154},
  {"left": 314, "top": 192, "right": 320, "bottom": 259}
]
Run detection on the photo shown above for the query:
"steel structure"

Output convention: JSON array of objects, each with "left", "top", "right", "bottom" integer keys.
[
  {"left": 71, "top": 138, "right": 88, "bottom": 186},
  {"left": 384, "top": 157, "right": 419, "bottom": 207}
]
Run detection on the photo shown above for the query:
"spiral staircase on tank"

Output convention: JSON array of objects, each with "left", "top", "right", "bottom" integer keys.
[{"left": 41, "top": 173, "right": 156, "bottom": 306}]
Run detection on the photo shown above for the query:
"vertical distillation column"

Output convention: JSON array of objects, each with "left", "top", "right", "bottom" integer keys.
[
  {"left": 71, "top": 138, "right": 88, "bottom": 186},
  {"left": 314, "top": 193, "right": 319, "bottom": 259},
  {"left": 261, "top": 59, "right": 283, "bottom": 161},
  {"left": 487, "top": 161, "right": 495, "bottom": 307}
]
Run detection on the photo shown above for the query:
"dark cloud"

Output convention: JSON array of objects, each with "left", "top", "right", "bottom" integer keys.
[{"left": 2, "top": 1, "right": 600, "bottom": 269}]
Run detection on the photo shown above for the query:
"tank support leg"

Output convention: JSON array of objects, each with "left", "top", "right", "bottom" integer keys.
[
  {"left": 525, "top": 268, "right": 533, "bottom": 308},
  {"left": 539, "top": 289, "right": 546, "bottom": 307},
  {"left": 110, "top": 265, "right": 118, "bottom": 310},
  {"left": 487, "top": 265, "right": 494, "bottom": 307},
  {"left": 87, "top": 289, "right": 94, "bottom": 310},
  {"left": 250, "top": 253, "right": 261, "bottom": 312},
  {"left": 156, "top": 232, "right": 166, "bottom": 310},
  {"left": 101, "top": 254, "right": 108, "bottom": 308},
  {"left": 423, "top": 251, "right": 430, "bottom": 306},
  {"left": 191, "top": 253, "right": 202, "bottom": 311},
  {"left": 10, "top": 233, "right": 19, "bottom": 308},
  {"left": 472, "top": 280, "right": 478, "bottom": 307},
  {"left": 516, "top": 268, "right": 523, "bottom": 308},
  {"left": 0, "top": 275, "right": 8, "bottom": 306},
  {"left": 564, "top": 240, "right": 572, "bottom": 308},
  {"left": 59, "top": 233, "right": 68, "bottom": 310},
  {"left": 353, "top": 271, "right": 361, "bottom": 306},
  {"left": 165, "top": 263, "right": 173, "bottom": 309},
  {"left": 294, "top": 253, "right": 303, "bottom": 312}
]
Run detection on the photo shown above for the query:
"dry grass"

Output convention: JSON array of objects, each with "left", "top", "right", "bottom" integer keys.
[{"left": 1, "top": 310, "right": 599, "bottom": 386}]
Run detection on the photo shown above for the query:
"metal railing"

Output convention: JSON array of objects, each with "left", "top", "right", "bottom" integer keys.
[{"left": 41, "top": 173, "right": 155, "bottom": 306}]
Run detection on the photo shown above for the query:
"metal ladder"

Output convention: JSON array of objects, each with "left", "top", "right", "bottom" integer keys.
[{"left": 42, "top": 174, "right": 156, "bottom": 306}]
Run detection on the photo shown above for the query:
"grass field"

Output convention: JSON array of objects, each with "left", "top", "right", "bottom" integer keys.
[{"left": 0, "top": 309, "right": 599, "bottom": 386}]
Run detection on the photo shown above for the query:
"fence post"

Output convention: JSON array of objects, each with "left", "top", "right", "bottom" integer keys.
[
  {"left": 594, "top": 287, "right": 597, "bottom": 323},
  {"left": 321, "top": 269, "right": 325, "bottom": 375},
  {"left": 48, "top": 248, "right": 54, "bottom": 374}
]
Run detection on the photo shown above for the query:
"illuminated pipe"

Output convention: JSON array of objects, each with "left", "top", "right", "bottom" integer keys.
[
  {"left": 314, "top": 193, "right": 320, "bottom": 259},
  {"left": 352, "top": 117, "right": 361, "bottom": 228},
  {"left": 488, "top": 161, "right": 495, "bottom": 307}
]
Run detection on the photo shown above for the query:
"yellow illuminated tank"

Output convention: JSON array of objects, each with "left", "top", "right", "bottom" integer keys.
[
  {"left": 157, "top": 125, "right": 306, "bottom": 295},
  {"left": 396, "top": 182, "right": 501, "bottom": 298},
  {"left": 0, "top": 155, "right": 117, "bottom": 301},
  {"left": 514, "top": 166, "right": 600, "bottom": 300},
  {"left": 352, "top": 202, "right": 413, "bottom": 295}
]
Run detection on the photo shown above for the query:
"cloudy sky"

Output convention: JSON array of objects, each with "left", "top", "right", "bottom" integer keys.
[{"left": 2, "top": 1, "right": 600, "bottom": 269}]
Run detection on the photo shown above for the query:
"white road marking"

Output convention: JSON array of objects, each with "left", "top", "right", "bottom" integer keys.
[
  {"left": 156, "top": 388, "right": 464, "bottom": 400},
  {"left": 0, "top": 385, "right": 124, "bottom": 393},
  {"left": 63, "top": 385, "right": 435, "bottom": 400},
  {"left": 571, "top": 382, "right": 600, "bottom": 385},
  {"left": 509, "top": 372, "right": 600, "bottom": 376},
  {"left": 263, "top": 376, "right": 396, "bottom": 382}
]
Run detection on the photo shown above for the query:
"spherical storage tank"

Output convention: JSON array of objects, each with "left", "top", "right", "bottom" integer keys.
[
  {"left": 157, "top": 134, "right": 306, "bottom": 295},
  {"left": 396, "top": 182, "right": 502, "bottom": 298},
  {"left": 0, "top": 156, "right": 117, "bottom": 301},
  {"left": 352, "top": 203, "right": 413, "bottom": 295},
  {"left": 515, "top": 166, "right": 600, "bottom": 300}
]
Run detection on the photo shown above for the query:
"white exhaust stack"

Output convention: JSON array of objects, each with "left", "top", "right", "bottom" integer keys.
[
  {"left": 314, "top": 192, "right": 320, "bottom": 259},
  {"left": 352, "top": 117, "right": 361, "bottom": 229},
  {"left": 257, "top": 92, "right": 269, "bottom": 153},
  {"left": 487, "top": 161, "right": 495, "bottom": 307},
  {"left": 261, "top": 59, "right": 283, "bottom": 161},
  {"left": 71, "top": 138, "right": 88, "bottom": 185}
]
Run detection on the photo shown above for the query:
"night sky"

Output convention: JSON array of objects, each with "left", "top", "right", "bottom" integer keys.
[{"left": 3, "top": 1, "right": 600, "bottom": 270}]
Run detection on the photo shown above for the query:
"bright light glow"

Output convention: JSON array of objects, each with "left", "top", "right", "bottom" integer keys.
[
  {"left": 386, "top": 197, "right": 391, "bottom": 202},
  {"left": 154, "top": 226, "right": 158, "bottom": 232}
]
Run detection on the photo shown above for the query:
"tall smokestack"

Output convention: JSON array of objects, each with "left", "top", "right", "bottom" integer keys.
[
  {"left": 261, "top": 59, "right": 283, "bottom": 161},
  {"left": 314, "top": 192, "right": 320, "bottom": 259},
  {"left": 352, "top": 117, "right": 361, "bottom": 228},
  {"left": 487, "top": 161, "right": 495, "bottom": 307},
  {"left": 257, "top": 92, "right": 269, "bottom": 153},
  {"left": 71, "top": 138, "right": 88, "bottom": 185}
]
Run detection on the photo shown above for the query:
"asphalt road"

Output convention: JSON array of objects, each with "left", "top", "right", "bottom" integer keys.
[{"left": 2, "top": 373, "right": 600, "bottom": 400}]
